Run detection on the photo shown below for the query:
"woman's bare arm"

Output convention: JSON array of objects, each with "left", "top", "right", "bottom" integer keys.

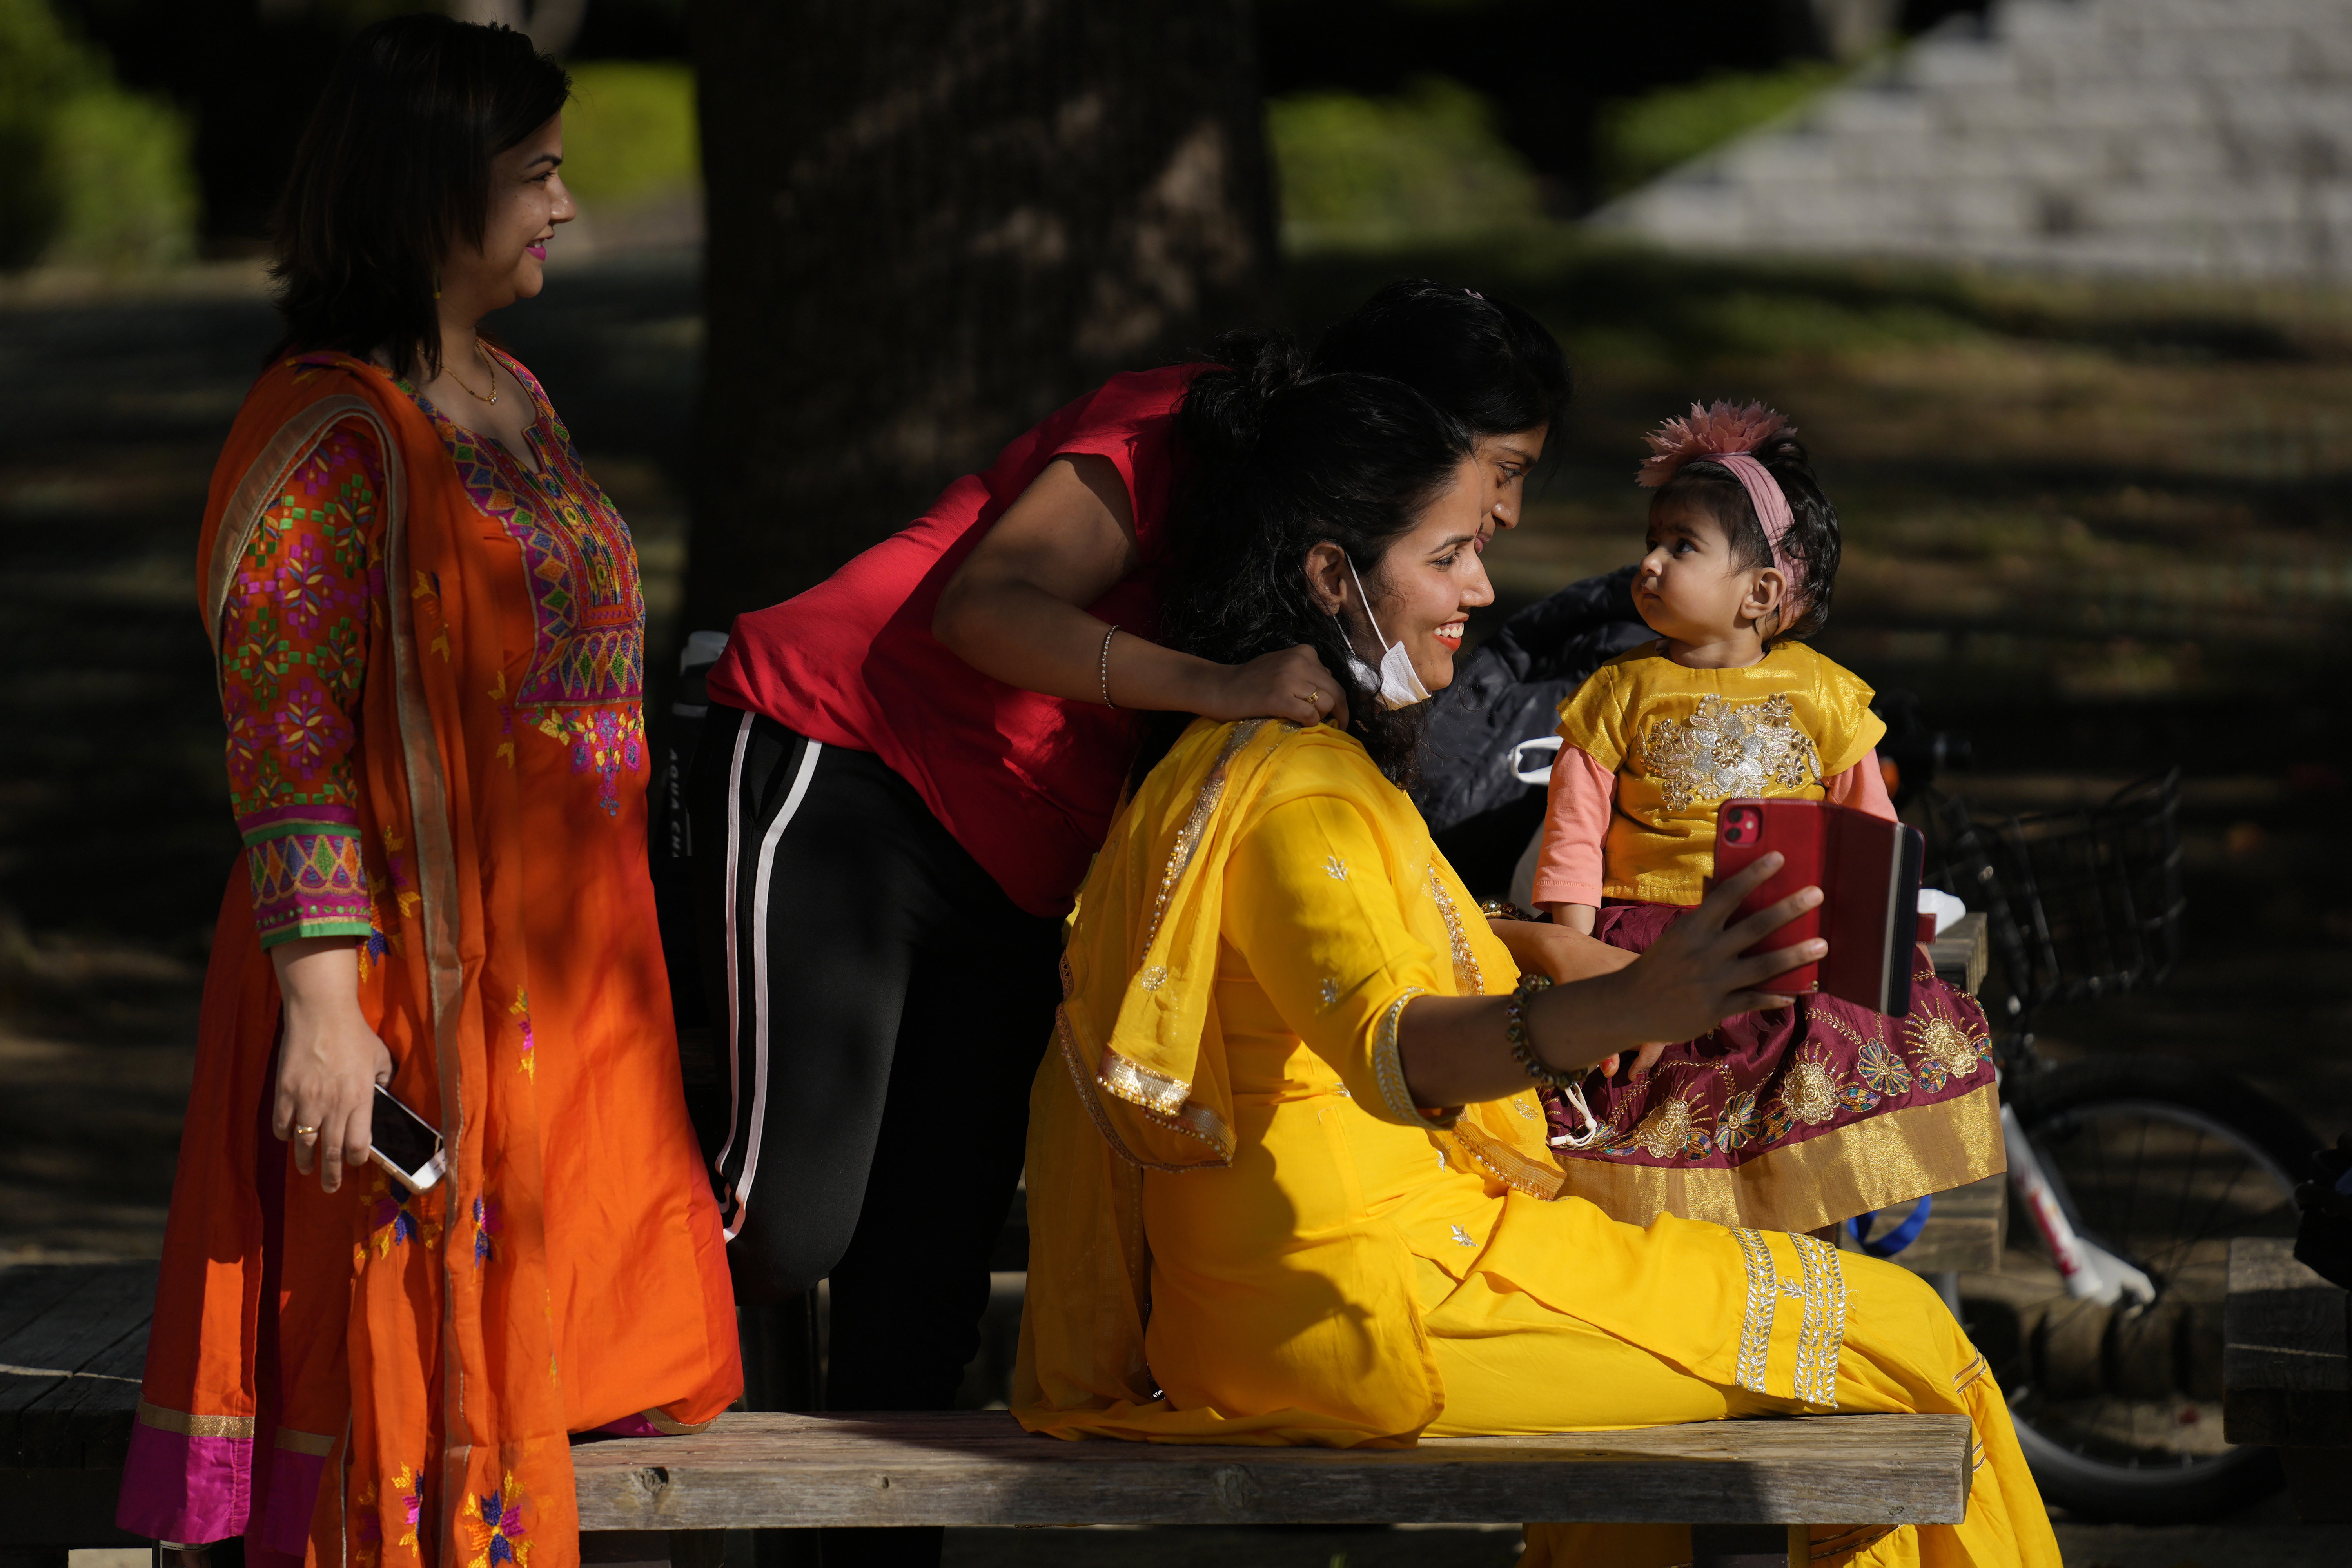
[
  {"left": 1401, "top": 859, "right": 1823, "bottom": 1109},
  {"left": 933, "top": 454, "right": 1345, "bottom": 727},
  {"left": 1486, "top": 916, "right": 1634, "bottom": 983},
  {"left": 1537, "top": 901, "right": 1600, "bottom": 935},
  {"left": 271, "top": 936, "right": 394, "bottom": 1194},
  {"left": 1489, "top": 914, "right": 1662, "bottom": 1078}
]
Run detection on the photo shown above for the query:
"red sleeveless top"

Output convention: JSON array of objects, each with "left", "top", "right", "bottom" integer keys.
[{"left": 708, "top": 365, "right": 1201, "bottom": 916}]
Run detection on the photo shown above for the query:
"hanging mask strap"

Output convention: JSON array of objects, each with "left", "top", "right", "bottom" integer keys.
[{"left": 1345, "top": 556, "right": 1393, "bottom": 650}]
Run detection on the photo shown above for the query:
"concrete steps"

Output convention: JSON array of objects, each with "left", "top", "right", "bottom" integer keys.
[{"left": 1591, "top": 0, "right": 2352, "bottom": 279}]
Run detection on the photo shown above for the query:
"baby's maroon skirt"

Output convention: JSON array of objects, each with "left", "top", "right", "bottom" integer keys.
[{"left": 1542, "top": 901, "right": 2005, "bottom": 1234}]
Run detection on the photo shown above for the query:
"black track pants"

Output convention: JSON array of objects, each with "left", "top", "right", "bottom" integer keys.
[{"left": 687, "top": 704, "right": 1061, "bottom": 1414}]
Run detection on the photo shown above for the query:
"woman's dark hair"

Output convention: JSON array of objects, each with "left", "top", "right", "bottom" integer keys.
[
  {"left": 1311, "top": 279, "right": 1570, "bottom": 441},
  {"left": 1141, "top": 332, "right": 1474, "bottom": 789},
  {"left": 1651, "top": 432, "right": 1841, "bottom": 645},
  {"left": 267, "top": 15, "right": 570, "bottom": 380}
]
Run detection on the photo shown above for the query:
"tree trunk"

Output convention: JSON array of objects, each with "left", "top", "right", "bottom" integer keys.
[{"left": 682, "top": 0, "right": 1280, "bottom": 634}]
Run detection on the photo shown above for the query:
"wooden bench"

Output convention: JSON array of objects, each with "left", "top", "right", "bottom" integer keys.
[
  {"left": 572, "top": 1409, "right": 1974, "bottom": 1565},
  {"left": 1838, "top": 1174, "right": 2005, "bottom": 1278},
  {"left": 2224, "top": 1236, "right": 2351, "bottom": 1523},
  {"left": 6, "top": 1261, "right": 1973, "bottom": 1567},
  {"left": 1, "top": 1261, "right": 154, "bottom": 1561}
]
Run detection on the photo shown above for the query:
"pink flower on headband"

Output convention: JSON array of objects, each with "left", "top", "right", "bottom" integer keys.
[
  {"left": 1635, "top": 399, "right": 1805, "bottom": 595},
  {"left": 1636, "top": 400, "right": 1790, "bottom": 489}
]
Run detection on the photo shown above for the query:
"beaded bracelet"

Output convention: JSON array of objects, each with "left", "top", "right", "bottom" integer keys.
[
  {"left": 1504, "top": 971, "right": 1579, "bottom": 1089},
  {"left": 1098, "top": 623, "right": 1120, "bottom": 708}
]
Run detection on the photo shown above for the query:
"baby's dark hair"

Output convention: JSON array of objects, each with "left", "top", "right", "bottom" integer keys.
[{"left": 1651, "top": 430, "right": 1840, "bottom": 645}]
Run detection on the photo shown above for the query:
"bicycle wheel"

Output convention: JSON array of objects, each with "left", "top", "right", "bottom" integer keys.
[{"left": 1960, "top": 1056, "right": 2315, "bottom": 1523}]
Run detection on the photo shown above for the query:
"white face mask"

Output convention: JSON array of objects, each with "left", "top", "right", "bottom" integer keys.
[{"left": 1343, "top": 557, "right": 1433, "bottom": 711}]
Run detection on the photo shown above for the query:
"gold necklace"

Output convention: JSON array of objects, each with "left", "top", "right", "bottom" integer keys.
[{"left": 445, "top": 338, "right": 500, "bottom": 405}]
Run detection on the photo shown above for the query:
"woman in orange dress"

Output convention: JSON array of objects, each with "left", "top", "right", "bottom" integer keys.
[{"left": 118, "top": 18, "right": 740, "bottom": 1568}]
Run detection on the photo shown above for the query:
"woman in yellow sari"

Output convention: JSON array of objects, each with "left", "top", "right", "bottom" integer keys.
[{"left": 1015, "top": 340, "right": 2059, "bottom": 1566}]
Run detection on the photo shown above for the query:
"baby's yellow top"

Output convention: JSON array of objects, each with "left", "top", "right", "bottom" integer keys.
[{"left": 1553, "top": 639, "right": 1885, "bottom": 906}]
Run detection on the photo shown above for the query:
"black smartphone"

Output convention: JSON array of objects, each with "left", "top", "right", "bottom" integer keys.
[{"left": 370, "top": 1085, "right": 447, "bottom": 1193}]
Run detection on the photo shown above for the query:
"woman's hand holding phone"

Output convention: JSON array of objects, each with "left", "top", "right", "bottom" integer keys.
[
  {"left": 270, "top": 936, "right": 394, "bottom": 1194},
  {"left": 1601, "top": 854, "right": 1827, "bottom": 1047}
]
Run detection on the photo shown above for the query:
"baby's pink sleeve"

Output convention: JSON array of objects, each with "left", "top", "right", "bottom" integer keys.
[
  {"left": 1826, "top": 749, "right": 1898, "bottom": 822},
  {"left": 1530, "top": 745, "right": 1616, "bottom": 909}
]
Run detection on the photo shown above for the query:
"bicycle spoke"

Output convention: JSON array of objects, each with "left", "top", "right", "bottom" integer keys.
[
  {"left": 2120, "top": 1111, "right": 2147, "bottom": 1262},
  {"left": 2132, "top": 1126, "right": 2204, "bottom": 1282},
  {"left": 2181, "top": 1150, "right": 2270, "bottom": 1259},
  {"left": 2161, "top": 1120, "right": 2203, "bottom": 1281}
]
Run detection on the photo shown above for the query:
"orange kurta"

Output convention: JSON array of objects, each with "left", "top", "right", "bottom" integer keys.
[{"left": 120, "top": 350, "right": 740, "bottom": 1568}]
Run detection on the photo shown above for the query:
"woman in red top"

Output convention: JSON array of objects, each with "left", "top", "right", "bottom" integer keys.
[{"left": 688, "top": 285, "right": 1570, "bottom": 1519}]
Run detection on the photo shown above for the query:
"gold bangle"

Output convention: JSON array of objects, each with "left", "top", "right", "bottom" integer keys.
[{"left": 1504, "top": 972, "right": 1578, "bottom": 1088}]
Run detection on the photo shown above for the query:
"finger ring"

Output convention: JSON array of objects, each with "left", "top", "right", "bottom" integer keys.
[
  {"left": 1302, "top": 690, "right": 1322, "bottom": 706},
  {"left": 292, "top": 1124, "right": 319, "bottom": 1138}
]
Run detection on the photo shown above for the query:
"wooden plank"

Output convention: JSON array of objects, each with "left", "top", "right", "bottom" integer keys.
[
  {"left": 17, "top": 1315, "right": 148, "bottom": 1470},
  {"left": 2223, "top": 1237, "right": 2352, "bottom": 1447},
  {"left": 570, "top": 1410, "right": 1973, "bottom": 1531},
  {"left": 0, "top": 1273, "right": 102, "bottom": 1353},
  {"left": 1925, "top": 913, "right": 1987, "bottom": 997},
  {"left": 2224, "top": 1238, "right": 2348, "bottom": 1391},
  {"left": 0, "top": 1265, "right": 156, "bottom": 1381},
  {"left": 1839, "top": 1176, "right": 2005, "bottom": 1276},
  {"left": 0, "top": 1265, "right": 156, "bottom": 1453}
]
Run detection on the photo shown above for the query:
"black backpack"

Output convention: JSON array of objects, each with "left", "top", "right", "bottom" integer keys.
[{"left": 1412, "top": 565, "right": 1651, "bottom": 900}]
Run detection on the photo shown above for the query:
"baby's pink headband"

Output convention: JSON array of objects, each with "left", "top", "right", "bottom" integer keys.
[{"left": 1636, "top": 400, "right": 1800, "bottom": 591}]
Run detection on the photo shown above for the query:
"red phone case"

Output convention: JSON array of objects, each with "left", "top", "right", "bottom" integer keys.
[
  {"left": 1712, "top": 798, "right": 1926, "bottom": 1016},
  {"left": 1713, "top": 799, "right": 1826, "bottom": 994}
]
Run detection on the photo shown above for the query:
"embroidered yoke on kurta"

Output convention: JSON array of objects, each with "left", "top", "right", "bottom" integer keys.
[
  {"left": 122, "top": 350, "right": 740, "bottom": 1568},
  {"left": 1014, "top": 717, "right": 2059, "bottom": 1567},
  {"left": 1554, "top": 639, "right": 1886, "bottom": 907}
]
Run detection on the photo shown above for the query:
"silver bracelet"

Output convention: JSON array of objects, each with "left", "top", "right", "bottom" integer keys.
[{"left": 1098, "top": 623, "right": 1119, "bottom": 708}]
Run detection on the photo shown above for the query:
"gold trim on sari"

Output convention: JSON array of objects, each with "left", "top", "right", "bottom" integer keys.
[
  {"left": 1555, "top": 1080, "right": 2004, "bottom": 1235},
  {"left": 1728, "top": 1228, "right": 1848, "bottom": 1408},
  {"left": 633, "top": 1408, "right": 717, "bottom": 1437},
  {"left": 1423, "top": 862, "right": 1483, "bottom": 996},
  {"left": 203, "top": 394, "right": 386, "bottom": 665},
  {"left": 135, "top": 1400, "right": 257, "bottom": 1441},
  {"left": 1136, "top": 720, "right": 1266, "bottom": 959},
  {"left": 274, "top": 1426, "right": 339, "bottom": 1457},
  {"left": 1791, "top": 1231, "right": 1847, "bottom": 1408}
]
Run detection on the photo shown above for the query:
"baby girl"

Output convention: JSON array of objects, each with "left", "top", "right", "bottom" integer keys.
[{"left": 1529, "top": 401, "right": 2001, "bottom": 1234}]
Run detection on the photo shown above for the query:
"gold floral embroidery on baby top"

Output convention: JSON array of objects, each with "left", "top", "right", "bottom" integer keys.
[{"left": 1641, "top": 693, "right": 1820, "bottom": 810}]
